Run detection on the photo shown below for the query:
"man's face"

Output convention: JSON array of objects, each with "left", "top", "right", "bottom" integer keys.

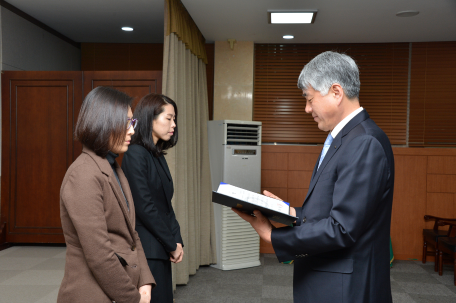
[{"left": 303, "top": 86, "right": 338, "bottom": 132}]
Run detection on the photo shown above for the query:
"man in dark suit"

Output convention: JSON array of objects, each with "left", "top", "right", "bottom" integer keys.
[{"left": 233, "top": 51, "right": 394, "bottom": 303}]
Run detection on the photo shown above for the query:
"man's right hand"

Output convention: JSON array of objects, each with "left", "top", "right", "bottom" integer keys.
[{"left": 263, "top": 190, "right": 296, "bottom": 218}]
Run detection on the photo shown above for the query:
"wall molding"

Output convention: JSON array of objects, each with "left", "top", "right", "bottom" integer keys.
[{"left": 0, "top": 0, "right": 80, "bottom": 49}]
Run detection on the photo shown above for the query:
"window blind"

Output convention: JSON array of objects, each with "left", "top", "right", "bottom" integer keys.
[
  {"left": 409, "top": 42, "right": 456, "bottom": 147},
  {"left": 253, "top": 43, "right": 409, "bottom": 145}
]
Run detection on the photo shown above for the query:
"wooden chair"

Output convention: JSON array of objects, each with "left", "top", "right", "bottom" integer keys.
[
  {"left": 422, "top": 215, "right": 456, "bottom": 271},
  {"left": 437, "top": 220, "right": 456, "bottom": 286}
]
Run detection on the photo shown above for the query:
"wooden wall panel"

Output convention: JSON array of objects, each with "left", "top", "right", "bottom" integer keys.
[
  {"left": 427, "top": 175, "right": 456, "bottom": 193},
  {"left": 287, "top": 188, "right": 308, "bottom": 208},
  {"left": 390, "top": 155, "right": 427, "bottom": 260},
  {"left": 261, "top": 170, "right": 287, "bottom": 188},
  {"left": 81, "top": 43, "right": 164, "bottom": 71},
  {"left": 288, "top": 153, "right": 318, "bottom": 171},
  {"left": 261, "top": 152, "right": 288, "bottom": 170},
  {"left": 83, "top": 71, "right": 162, "bottom": 112},
  {"left": 287, "top": 171, "right": 311, "bottom": 189},
  {"left": 427, "top": 156, "right": 456, "bottom": 174},
  {"left": 83, "top": 71, "right": 162, "bottom": 164},
  {"left": 260, "top": 145, "right": 456, "bottom": 260},
  {"left": 425, "top": 193, "right": 455, "bottom": 229}
]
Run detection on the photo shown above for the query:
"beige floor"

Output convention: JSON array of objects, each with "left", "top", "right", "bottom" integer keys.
[{"left": 0, "top": 246, "right": 65, "bottom": 303}]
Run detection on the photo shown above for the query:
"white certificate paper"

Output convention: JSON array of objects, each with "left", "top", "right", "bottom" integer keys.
[{"left": 217, "top": 183, "right": 290, "bottom": 215}]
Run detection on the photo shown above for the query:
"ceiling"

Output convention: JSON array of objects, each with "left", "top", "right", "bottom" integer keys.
[{"left": 4, "top": 0, "right": 456, "bottom": 44}]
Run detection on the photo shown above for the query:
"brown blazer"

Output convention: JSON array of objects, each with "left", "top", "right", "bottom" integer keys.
[{"left": 58, "top": 147, "right": 155, "bottom": 303}]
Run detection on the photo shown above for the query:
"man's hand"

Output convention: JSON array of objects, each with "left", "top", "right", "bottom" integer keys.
[
  {"left": 138, "top": 284, "right": 151, "bottom": 303},
  {"left": 232, "top": 208, "right": 273, "bottom": 243},
  {"left": 263, "top": 190, "right": 282, "bottom": 200},
  {"left": 170, "top": 243, "right": 184, "bottom": 263},
  {"left": 263, "top": 190, "right": 296, "bottom": 218}
]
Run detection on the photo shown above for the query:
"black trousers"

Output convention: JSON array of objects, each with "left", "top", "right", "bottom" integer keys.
[{"left": 147, "top": 258, "right": 173, "bottom": 303}]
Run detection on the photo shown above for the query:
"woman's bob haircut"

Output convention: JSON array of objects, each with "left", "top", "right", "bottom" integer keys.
[
  {"left": 75, "top": 86, "right": 133, "bottom": 158},
  {"left": 131, "top": 93, "right": 178, "bottom": 157}
]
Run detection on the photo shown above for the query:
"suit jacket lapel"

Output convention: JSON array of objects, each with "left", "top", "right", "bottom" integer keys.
[
  {"left": 115, "top": 165, "right": 136, "bottom": 224},
  {"left": 83, "top": 147, "right": 137, "bottom": 242},
  {"left": 304, "top": 136, "right": 342, "bottom": 203},
  {"left": 107, "top": 166, "right": 137, "bottom": 241},
  {"left": 151, "top": 154, "right": 173, "bottom": 205},
  {"left": 303, "top": 110, "right": 370, "bottom": 205},
  {"left": 157, "top": 155, "right": 172, "bottom": 181},
  {"left": 310, "top": 154, "right": 320, "bottom": 181}
]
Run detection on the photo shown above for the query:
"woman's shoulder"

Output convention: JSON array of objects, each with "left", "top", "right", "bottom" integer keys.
[
  {"left": 61, "top": 153, "right": 105, "bottom": 193},
  {"left": 123, "top": 144, "right": 153, "bottom": 166},
  {"left": 68, "top": 152, "right": 100, "bottom": 174},
  {"left": 126, "top": 144, "right": 150, "bottom": 155}
]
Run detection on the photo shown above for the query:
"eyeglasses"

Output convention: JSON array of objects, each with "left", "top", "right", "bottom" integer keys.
[{"left": 127, "top": 118, "right": 138, "bottom": 130}]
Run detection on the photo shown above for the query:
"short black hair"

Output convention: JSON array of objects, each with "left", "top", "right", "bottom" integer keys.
[
  {"left": 75, "top": 86, "right": 133, "bottom": 157},
  {"left": 131, "top": 93, "right": 178, "bottom": 157}
]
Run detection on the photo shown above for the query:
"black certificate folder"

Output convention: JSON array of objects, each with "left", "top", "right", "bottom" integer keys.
[{"left": 212, "top": 191, "right": 298, "bottom": 226}]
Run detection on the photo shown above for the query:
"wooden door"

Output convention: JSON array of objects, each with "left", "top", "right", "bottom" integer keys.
[
  {"left": 83, "top": 71, "right": 162, "bottom": 108},
  {"left": 1, "top": 71, "right": 82, "bottom": 243},
  {"left": 83, "top": 71, "right": 162, "bottom": 163},
  {"left": 1, "top": 70, "right": 162, "bottom": 244}
]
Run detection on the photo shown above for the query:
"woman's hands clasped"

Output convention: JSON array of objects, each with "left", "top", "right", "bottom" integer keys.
[{"left": 170, "top": 243, "right": 184, "bottom": 263}]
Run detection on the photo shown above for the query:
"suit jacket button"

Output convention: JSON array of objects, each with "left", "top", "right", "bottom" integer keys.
[
  {"left": 131, "top": 245, "right": 136, "bottom": 251},
  {"left": 302, "top": 217, "right": 307, "bottom": 223}
]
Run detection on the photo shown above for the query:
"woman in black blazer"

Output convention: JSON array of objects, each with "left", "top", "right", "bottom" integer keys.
[{"left": 122, "top": 94, "right": 183, "bottom": 303}]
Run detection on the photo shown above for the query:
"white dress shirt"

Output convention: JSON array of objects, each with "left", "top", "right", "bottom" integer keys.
[{"left": 331, "top": 107, "right": 364, "bottom": 139}]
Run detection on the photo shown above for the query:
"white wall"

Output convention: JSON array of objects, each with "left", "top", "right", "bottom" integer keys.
[
  {"left": 213, "top": 41, "right": 253, "bottom": 121},
  {"left": 1, "top": 8, "right": 80, "bottom": 71}
]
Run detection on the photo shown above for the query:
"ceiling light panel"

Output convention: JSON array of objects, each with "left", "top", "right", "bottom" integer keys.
[{"left": 269, "top": 12, "right": 317, "bottom": 24}]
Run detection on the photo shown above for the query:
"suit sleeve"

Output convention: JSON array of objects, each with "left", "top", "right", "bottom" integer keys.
[
  {"left": 292, "top": 207, "right": 303, "bottom": 227},
  {"left": 122, "top": 147, "right": 178, "bottom": 253},
  {"left": 169, "top": 210, "right": 184, "bottom": 246},
  {"left": 271, "top": 136, "right": 390, "bottom": 262},
  {"left": 62, "top": 166, "right": 141, "bottom": 303},
  {"left": 134, "top": 230, "right": 156, "bottom": 288}
]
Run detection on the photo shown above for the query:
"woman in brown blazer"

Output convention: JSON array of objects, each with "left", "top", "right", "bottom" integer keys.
[{"left": 58, "top": 87, "right": 155, "bottom": 303}]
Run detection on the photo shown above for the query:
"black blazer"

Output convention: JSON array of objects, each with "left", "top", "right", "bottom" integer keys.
[
  {"left": 122, "top": 144, "right": 183, "bottom": 260},
  {"left": 271, "top": 110, "right": 394, "bottom": 303}
]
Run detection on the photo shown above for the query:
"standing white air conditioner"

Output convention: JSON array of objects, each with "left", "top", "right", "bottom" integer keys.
[{"left": 207, "top": 120, "right": 262, "bottom": 270}]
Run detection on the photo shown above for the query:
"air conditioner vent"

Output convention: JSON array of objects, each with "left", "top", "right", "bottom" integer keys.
[{"left": 226, "top": 123, "right": 261, "bottom": 145}]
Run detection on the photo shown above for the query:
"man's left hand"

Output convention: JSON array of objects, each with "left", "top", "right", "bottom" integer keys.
[{"left": 232, "top": 208, "right": 273, "bottom": 243}]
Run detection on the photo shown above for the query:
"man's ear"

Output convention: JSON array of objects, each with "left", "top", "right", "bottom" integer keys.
[{"left": 330, "top": 83, "right": 344, "bottom": 105}]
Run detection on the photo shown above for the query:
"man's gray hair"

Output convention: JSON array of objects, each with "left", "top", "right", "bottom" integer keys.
[{"left": 297, "top": 51, "right": 360, "bottom": 99}]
